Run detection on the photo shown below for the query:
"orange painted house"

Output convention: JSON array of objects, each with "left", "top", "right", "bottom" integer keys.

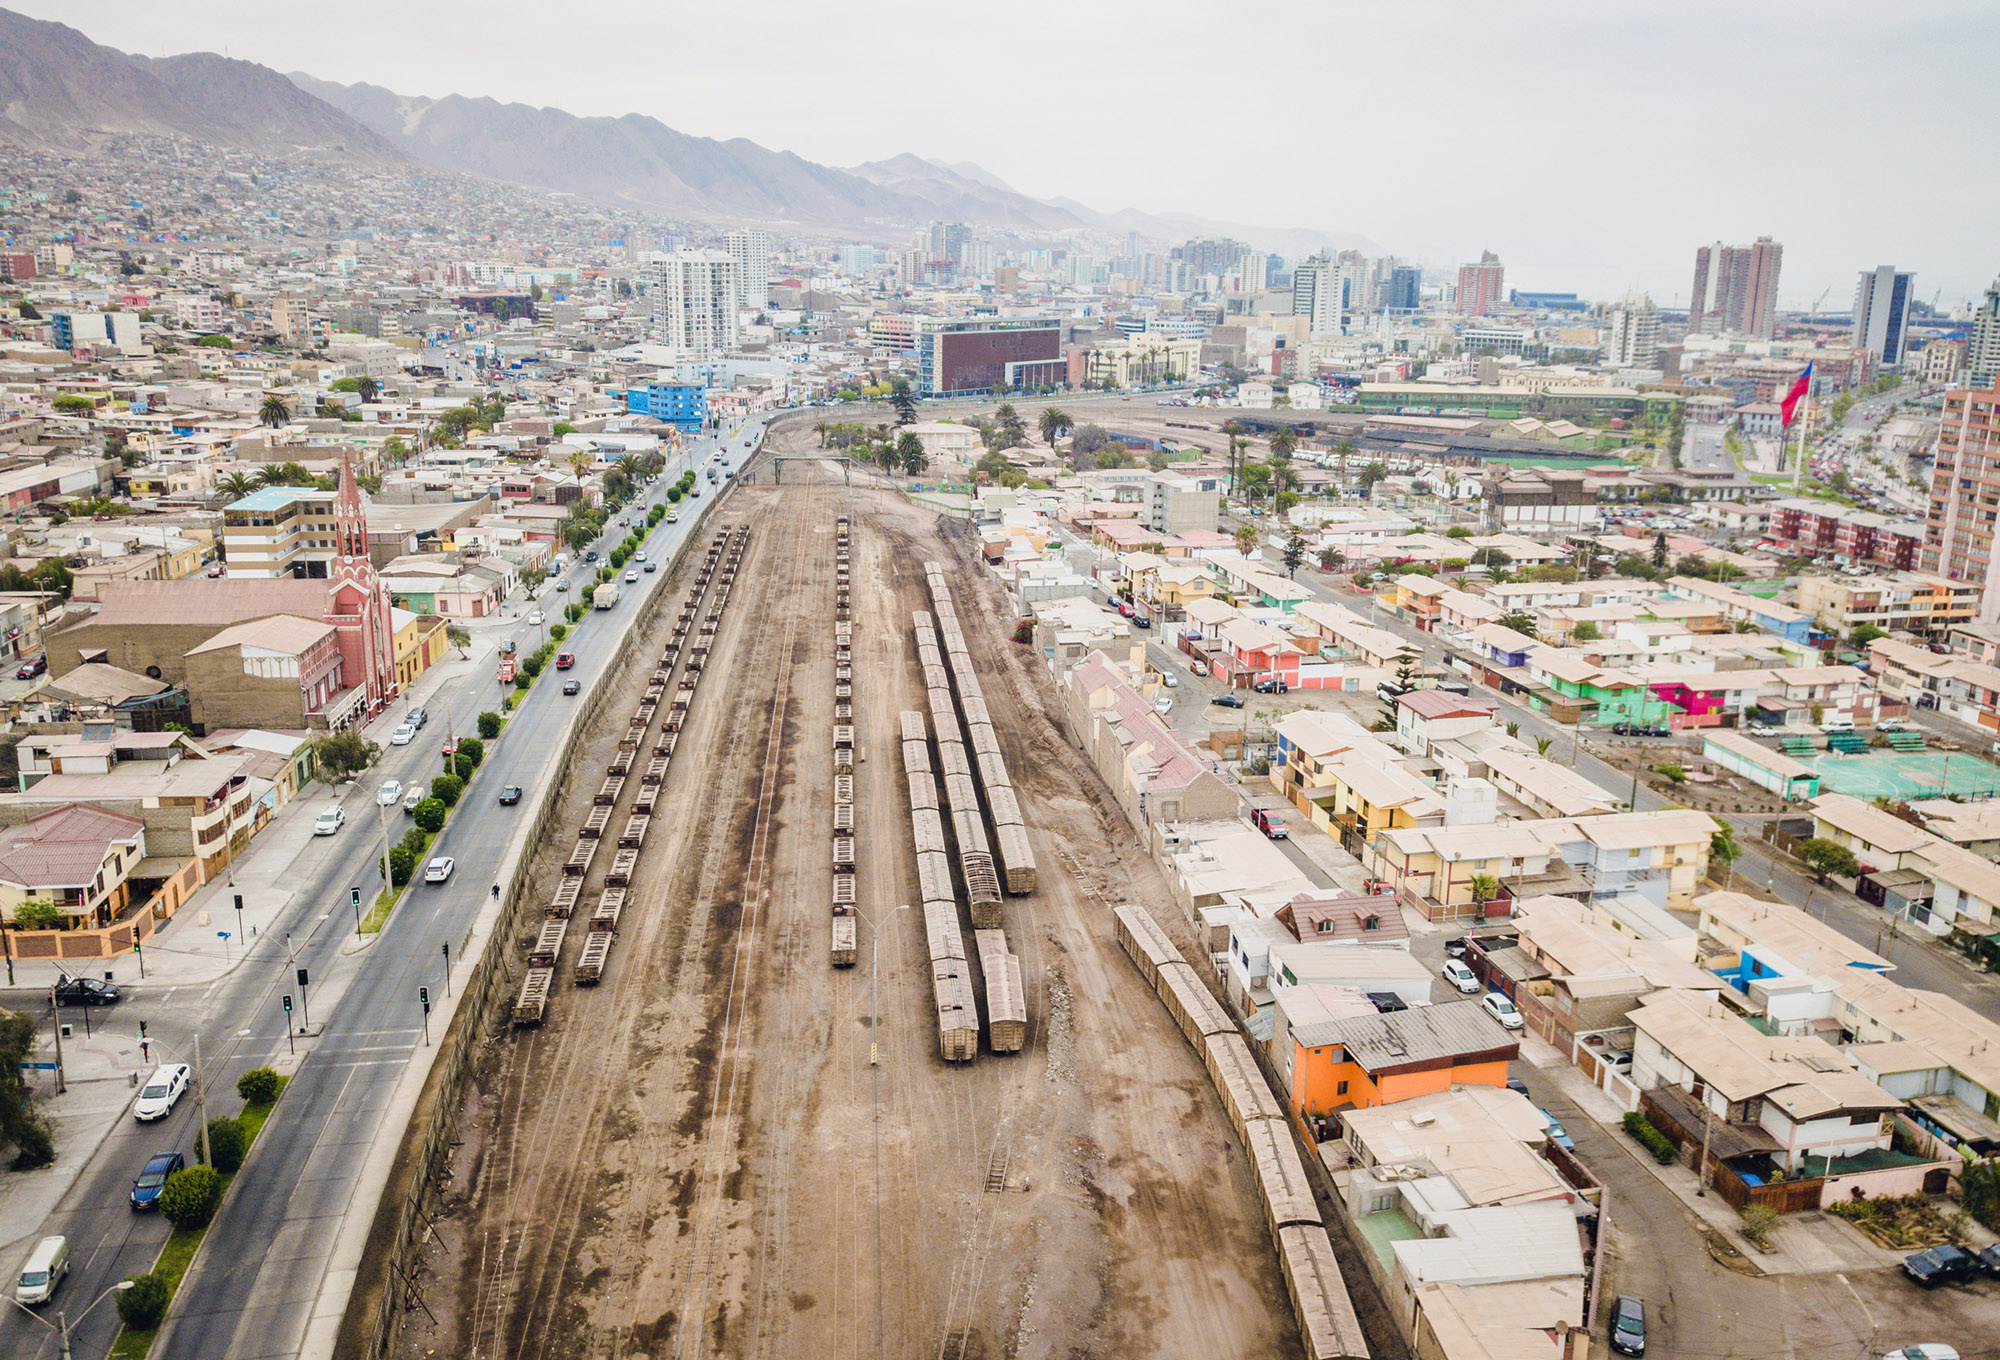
[{"left": 1273, "top": 995, "right": 1519, "bottom": 1140}]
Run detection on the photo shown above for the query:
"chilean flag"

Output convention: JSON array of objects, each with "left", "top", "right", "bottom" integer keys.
[{"left": 1780, "top": 361, "right": 1814, "bottom": 428}]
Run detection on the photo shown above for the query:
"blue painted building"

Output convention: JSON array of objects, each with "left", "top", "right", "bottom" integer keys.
[{"left": 623, "top": 383, "right": 706, "bottom": 432}]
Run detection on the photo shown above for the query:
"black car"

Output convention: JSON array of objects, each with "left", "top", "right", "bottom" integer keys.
[
  {"left": 584, "top": 550, "right": 599, "bottom": 562},
  {"left": 1253, "top": 678, "right": 1289, "bottom": 694},
  {"left": 131, "top": 1150, "right": 184, "bottom": 1210},
  {"left": 1610, "top": 1296, "right": 1646, "bottom": 1356},
  {"left": 407, "top": 706, "right": 428, "bottom": 729},
  {"left": 562, "top": 679, "right": 581, "bottom": 696},
  {"left": 1210, "top": 693, "right": 1246, "bottom": 708},
  {"left": 1978, "top": 1243, "right": 2000, "bottom": 1276},
  {"left": 54, "top": 975, "right": 120, "bottom": 1006},
  {"left": 498, "top": 785, "right": 523, "bottom": 805},
  {"left": 644, "top": 562, "right": 657, "bottom": 573},
  {"left": 1443, "top": 937, "right": 1470, "bottom": 958},
  {"left": 1902, "top": 1245, "right": 1976, "bottom": 1287}
]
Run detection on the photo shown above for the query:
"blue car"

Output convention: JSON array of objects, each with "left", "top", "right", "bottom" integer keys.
[
  {"left": 1538, "top": 1108, "right": 1575, "bottom": 1152},
  {"left": 131, "top": 1150, "right": 184, "bottom": 1210}
]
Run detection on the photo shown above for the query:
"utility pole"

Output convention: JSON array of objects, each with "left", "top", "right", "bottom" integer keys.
[
  {"left": 194, "top": 1032, "right": 211, "bottom": 1166},
  {"left": 48, "top": 986, "right": 65, "bottom": 1094},
  {"left": 1695, "top": 1091, "right": 1714, "bottom": 1195},
  {"left": 375, "top": 795, "right": 392, "bottom": 919}
]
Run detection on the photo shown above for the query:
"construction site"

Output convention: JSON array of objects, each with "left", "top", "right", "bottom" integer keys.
[{"left": 392, "top": 437, "right": 1336, "bottom": 1360}]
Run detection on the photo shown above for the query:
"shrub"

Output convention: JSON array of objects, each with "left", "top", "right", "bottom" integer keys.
[
  {"left": 453, "top": 753, "right": 477, "bottom": 779},
  {"left": 456, "top": 736, "right": 485, "bottom": 767},
  {"left": 399, "top": 826, "right": 428, "bottom": 855},
  {"left": 548, "top": 622, "right": 567, "bottom": 642},
  {"left": 197, "top": 1115, "right": 246, "bottom": 1173},
  {"left": 477, "top": 711, "right": 502, "bottom": 741},
  {"left": 430, "top": 774, "right": 464, "bottom": 807},
  {"left": 564, "top": 603, "right": 585, "bottom": 623},
  {"left": 412, "top": 798, "right": 447, "bottom": 834},
  {"left": 7, "top": 1109, "right": 54, "bottom": 1169},
  {"left": 521, "top": 653, "right": 545, "bottom": 678},
  {"left": 1622, "top": 1111, "right": 1677, "bottom": 1164},
  {"left": 1740, "top": 1204, "right": 1779, "bottom": 1248},
  {"left": 158, "top": 1165, "right": 223, "bottom": 1230},
  {"left": 117, "top": 1272, "right": 172, "bottom": 1330},
  {"left": 667, "top": 487, "right": 683, "bottom": 503},
  {"left": 514, "top": 672, "right": 532, "bottom": 691},
  {"left": 388, "top": 845, "right": 416, "bottom": 886},
  {"left": 236, "top": 1067, "right": 280, "bottom": 1104}
]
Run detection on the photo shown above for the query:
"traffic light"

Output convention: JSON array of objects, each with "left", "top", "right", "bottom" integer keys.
[
  {"left": 296, "top": 967, "right": 310, "bottom": 988},
  {"left": 350, "top": 887, "right": 362, "bottom": 910},
  {"left": 283, "top": 995, "right": 293, "bottom": 1014},
  {"left": 233, "top": 893, "right": 243, "bottom": 913},
  {"left": 418, "top": 986, "right": 430, "bottom": 1012},
  {"left": 138, "top": 1019, "right": 147, "bottom": 1038}
]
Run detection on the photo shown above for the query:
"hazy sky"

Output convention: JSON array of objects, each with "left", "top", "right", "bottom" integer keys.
[{"left": 24, "top": 0, "right": 2000, "bottom": 307}]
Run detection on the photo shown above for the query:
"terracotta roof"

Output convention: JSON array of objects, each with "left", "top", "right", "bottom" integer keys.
[
  {"left": 85, "top": 578, "right": 328, "bottom": 628},
  {"left": 0, "top": 803, "right": 144, "bottom": 889}
]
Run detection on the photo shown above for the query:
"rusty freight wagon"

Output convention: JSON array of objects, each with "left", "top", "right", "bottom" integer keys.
[
  {"left": 573, "top": 931, "right": 614, "bottom": 985},
  {"left": 513, "top": 967, "right": 555, "bottom": 1026},
  {"left": 831, "top": 908, "right": 857, "bottom": 968},
  {"left": 529, "top": 918, "right": 570, "bottom": 969}
]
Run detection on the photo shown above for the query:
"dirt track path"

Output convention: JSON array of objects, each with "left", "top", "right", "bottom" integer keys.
[{"left": 400, "top": 453, "right": 1299, "bottom": 1360}]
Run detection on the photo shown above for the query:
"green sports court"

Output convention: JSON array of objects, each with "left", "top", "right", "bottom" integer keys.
[{"left": 1809, "top": 750, "right": 2000, "bottom": 801}]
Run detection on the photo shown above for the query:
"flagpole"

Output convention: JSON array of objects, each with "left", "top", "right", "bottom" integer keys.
[{"left": 1788, "top": 363, "right": 1813, "bottom": 494}]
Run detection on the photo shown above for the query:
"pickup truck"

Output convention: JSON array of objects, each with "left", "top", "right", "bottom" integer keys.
[
  {"left": 555, "top": 651, "right": 576, "bottom": 670},
  {"left": 1251, "top": 808, "right": 1288, "bottom": 840}
]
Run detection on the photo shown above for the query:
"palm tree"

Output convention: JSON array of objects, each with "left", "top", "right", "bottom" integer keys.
[
  {"left": 217, "top": 470, "right": 255, "bottom": 500},
  {"left": 1497, "top": 611, "right": 1539, "bottom": 639},
  {"left": 1268, "top": 428, "right": 1298, "bottom": 462},
  {"left": 874, "top": 442, "right": 900, "bottom": 475},
  {"left": 258, "top": 395, "right": 291, "bottom": 429},
  {"left": 1336, "top": 438, "right": 1358, "bottom": 484},
  {"left": 1039, "top": 407, "right": 1072, "bottom": 446},
  {"left": 1535, "top": 736, "right": 1554, "bottom": 757},
  {"left": 814, "top": 420, "right": 829, "bottom": 449},
  {"left": 1709, "top": 819, "right": 1742, "bottom": 889},
  {"left": 995, "top": 403, "right": 1021, "bottom": 431},
  {"left": 1469, "top": 873, "right": 1500, "bottom": 912},
  {"left": 1233, "top": 524, "right": 1259, "bottom": 556},
  {"left": 354, "top": 376, "right": 379, "bottom": 404},
  {"left": 567, "top": 450, "right": 592, "bottom": 482},
  {"left": 897, "top": 431, "right": 929, "bottom": 476}
]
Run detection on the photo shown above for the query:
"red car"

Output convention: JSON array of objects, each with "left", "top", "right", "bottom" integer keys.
[
  {"left": 1251, "top": 809, "right": 1288, "bottom": 840},
  {"left": 555, "top": 651, "right": 576, "bottom": 670},
  {"left": 1113, "top": 598, "right": 1135, "bottom": 618}
]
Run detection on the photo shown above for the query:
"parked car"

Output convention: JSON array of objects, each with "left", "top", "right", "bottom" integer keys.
[
  {"left": 1979, "top": 1244, "right": 2000, "bottom": 1276},
  {"left": 1441, "top": 960, "right": 1480, "bottom": 993},
  {"left": 499, "top": 785, "right": 523, "bottom": 805},
  {"left": 131, "top": 1150, "right": 185, "bottom": 1210},
  {"left": 1251, "top": 808, "right": 1288, "bottom": 840},
  {"left": 1159, "top": 672, "right": 1178, "bottom": 688},
  {"left": 1189, "top": 661, "right": 1209, "bottom": 677},
  {"left": 1154, "top": 694, "right": 1174, "bottom": 715},
  {"left": 377, "top": 779, "right": 402, "bottom": 806},
  {"left": 1902, "top": 1245, "right": 1977, "bottom": 1287},
  {"left": 53, "top": 975, "right": 120, "bottom": 1006},
  {"left": 407, "top": 706, "right": 428, "bottom": 729},
  {"left": 527, "top": 610, "right": 544, "bottom": 626},
  {"left": 424, "top": 856, "right": 456, "bottom": 884},
  {"left": 390, "top": 723, "right": 416, "bottom": 746},
  {"left": 134, "top": 1063, "right": 191, "bottom": 1121},
  {"left": 1210, "top": 693, "right": 1246, "bottom": 708},
  {"left": 1253, "top": 677, "right": 1289, "bottom": 694},
  {"left": 1443, "top": 936, "right": 1471, "bottom": 958},
  {"left": 1113, "top": 599, "right": 1135, "bottom": 618},
  {"left": 1610, "top": 1296, "right": 1646, "bottom": 1357},
  {"left": 14, "top": 656, "right": 46, "bottom": 679},
  {"left": 1883, "top": 1347, "right": 1961, "bottom": 1360},
  {"left": 1133, "top": 612, "right": 1152, "bottom": 629},
  {"left": 1539, "top": 1108, "right": 1575, "bottom": 1152},
  {"left": 313, "top": 808, "right": 346, "bottom": 836},
  {"left": 1481, "top": 993, "right": 1524, "bottom": 1030},
  {"left": 562, "top": 679, "right": 581, "bottom": 695}
]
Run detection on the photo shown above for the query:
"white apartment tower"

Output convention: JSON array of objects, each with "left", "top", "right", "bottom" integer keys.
[
  {"left": 1604, "top": 293, "right": 1660, "bottom": 368},
  {"left": 645, "top": 250, "right": 741, "bottom": 358},
  {"left": 724, "top": 230, "right": 770, "bottom": 311}
]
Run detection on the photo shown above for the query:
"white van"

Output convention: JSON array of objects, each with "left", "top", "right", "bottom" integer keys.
[
  {"left": 1822, "top": 715, "right": 1855, "bottom": 733},
  {"left": 16, "top": 1235, "right": 68, "bottom": 1305}
]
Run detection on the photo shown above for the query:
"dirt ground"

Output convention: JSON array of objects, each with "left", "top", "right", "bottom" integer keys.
[{"left": 396, "top": 444, "right": 1301, "bottom": 1360}]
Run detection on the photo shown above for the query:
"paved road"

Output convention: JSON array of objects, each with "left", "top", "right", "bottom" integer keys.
[{"left": 0, "top": 424, "right": 763, "bottom": 1360}]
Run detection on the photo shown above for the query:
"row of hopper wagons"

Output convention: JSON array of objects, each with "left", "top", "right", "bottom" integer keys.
[
  {"left": 830, "top": 515, "right": 861, "bottom": 967},
  {"left": 511, "top": 526, "right": 749, "bottom": 1026},
  {"left": 1112, "top": 905, "right": 1369, "bottom": 1360}
]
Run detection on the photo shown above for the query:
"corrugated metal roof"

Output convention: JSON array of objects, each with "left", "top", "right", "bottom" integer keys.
[{"left": 1292, "top": 998, "right": 1516, "bottom": 1071}]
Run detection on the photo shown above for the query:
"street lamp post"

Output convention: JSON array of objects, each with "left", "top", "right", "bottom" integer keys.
[{"left": 5, "top": 1276, "right": 133, "bottom": 1359}]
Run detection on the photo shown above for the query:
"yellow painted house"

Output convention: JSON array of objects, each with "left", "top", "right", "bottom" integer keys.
[{"left": 392, "top": 608, "right": 453, "bottom": 690}]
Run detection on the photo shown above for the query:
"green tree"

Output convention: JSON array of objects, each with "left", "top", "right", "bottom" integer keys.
[
  {"left": 413, "top": 798, "right": 448, "bottom": 834},
  {"left": 1570, "top": 620, "right": 1600, "bottom": 642},
  {"left": 889, "top": 379, "right": 917, "bottom": 426},
  {"left": 236, "top": 1067, "right": 280, "bottom": 1104},
  {"left": 477, "top": 711, "right": 503, "bottom": 740},
  {"left": 897, "top": 431, "right": 929, "bottom": 475},
  {"left": 0, "top": 1008, "right": 54, "bottom": 1167},
  {"left": 1651, "top": 530, "right": 1670, "bottom": 573},
  {"left": 1536, "top": 736, "right": 1554, "bottom": 757},
  {"left": 354, "top": 376, "right": 379, "bottom": 404},
  {"left": 159, "top": 1165, "right": 223, "bottom": 1230},
  {"left": 1038, "top": 407, "right": 1072, "bottom": 445},
  {"left": 455, "top": 736, "right": 485, "bottom": 768},
  {"left": 312, "top": 731, "right": 380, "bottom": 783},
  {"left": 1445, "top": 525, "right": 1473, "bottom": 539},
  {"left": 1283, "top": 528, "right": 1306, "bottom": 579},
  {"left": 1469, "top": 873, "right": 1500, "bottom": 907},
  {"left": 1268, "top": 428, "right": 1298, "bottom": 462},
  {"left": 430, "top": 774, "right": 465, "bottom": 807},
  {"left": 1797, "top": 837, "right": 1859, "bottom": 884},
  {"left": 1497, "top": 611, "right": 1539, "bottom": 638},
  {"left": 196, "top": 1115, "right": 246, "bottom": 1173},
  {"left": 1357, "top": 461, "right": 1387, "bottom": 497},
  {"left": 1849, "top": 624, "right": 1887, "bottom": 647},
  {"left": 453, "top": 753, "right": 477, "bottom": 779},
  {"left": 258, "top": 395, "right": 291, "bottom": 429},
  {"left": 1318, "top": 545, "right": 1346, "bottom": 573},
  {"left": 1710, "top": 819, "right": 1742, "bottom": 889},
  {"left": 117, "top": 1273, "right": 171, "bottom": 1329},
  {"left": 388, "top": 845, "right": 417, "bottom": 886},
  {"left": 1234, "top": 524, "right": 1259, "bottom": 555}
]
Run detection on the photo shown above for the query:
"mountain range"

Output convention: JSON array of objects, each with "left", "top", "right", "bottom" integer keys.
[{"left": 0, "top": 7, "right": 1375, "bottom": 253}]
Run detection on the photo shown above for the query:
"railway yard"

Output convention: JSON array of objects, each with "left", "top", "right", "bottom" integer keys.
[{"left": 396, "top": 453, "right": 1313, "bottom": 1360}]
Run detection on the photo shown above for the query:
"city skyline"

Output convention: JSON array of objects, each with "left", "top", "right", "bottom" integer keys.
[{"left": 15, "top": 0, "right": 1999, "bottom": 307}]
